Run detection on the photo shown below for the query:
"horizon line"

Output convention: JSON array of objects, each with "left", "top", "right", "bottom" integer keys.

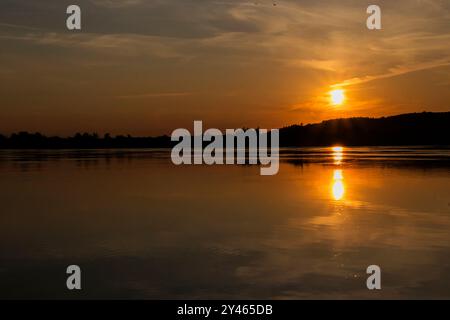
[{"left": 1, "top": 110, "right": 449, "bottom": 139}]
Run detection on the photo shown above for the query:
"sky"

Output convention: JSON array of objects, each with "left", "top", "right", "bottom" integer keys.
[{"left": 0, "top": 0, "right": 449, "bottom": 136}]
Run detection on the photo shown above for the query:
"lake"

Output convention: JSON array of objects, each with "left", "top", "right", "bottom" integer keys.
[{"left": 1, "top": 147, "right": 450, "bottom": 299}]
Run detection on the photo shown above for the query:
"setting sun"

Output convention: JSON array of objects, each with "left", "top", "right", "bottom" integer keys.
[{"left": 330, "top": 89, "right": 345, "bottom": 106}]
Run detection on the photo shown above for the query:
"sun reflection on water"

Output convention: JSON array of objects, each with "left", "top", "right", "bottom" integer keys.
[
  {"left": 332, "top": 169, "right": 345, "bottom": 201},
  {"left": 330, "top": 146, "right": 345, "bottom": 201},
  {"left": 332, "top": 146, "right": 344, "bottom": 165}
]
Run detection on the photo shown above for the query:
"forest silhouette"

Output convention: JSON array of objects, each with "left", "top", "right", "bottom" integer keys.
[{"left": 0, "top": 112, "right": 448, "bottom": 149}]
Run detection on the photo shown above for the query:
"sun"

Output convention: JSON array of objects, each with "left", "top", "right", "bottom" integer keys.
[{"left": 330, "top": 89, "right": 345, "bottom": 106}]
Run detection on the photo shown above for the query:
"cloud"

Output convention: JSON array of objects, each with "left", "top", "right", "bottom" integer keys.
[
  {"left": 332, "top": 59, "right": 450, "bottom": 88},
  {"left": 0, "top": 32, "right": 190, "bottom": 59},
  {"left": 116, "top": 92, "right": 194, "bottom": 99},
  {"left": 91, "top": 0, "right": 145, "bottom": 8},
  {"left": 0, "top": 23, "right": 42, "bottom": 31}
]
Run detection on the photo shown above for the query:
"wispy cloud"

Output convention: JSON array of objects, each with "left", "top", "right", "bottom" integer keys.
[
  {"left": 332, "top": 59, "right": 450, "bottom": 88},
  {"left": 1, "top": 32, "right": 190, "bottom": 59},
  {"left": 116, "top": 92, "right": 194, "bottom": 99},
  {"left": 91, "top": 0, "right": 145, "bottom": 8},
  {"left": 0, "top": 23, "right": 43, "bottom": 31}
]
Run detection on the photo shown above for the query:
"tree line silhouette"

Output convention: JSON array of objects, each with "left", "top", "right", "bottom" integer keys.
[
  {"left": 280, "top": 111, "right": 450, "bottom": 147},
  {"left": 0, "top": 112, "right": 449, "bottom": 149},
  {"left": 0, "top": 132, "right": 172, "bottom": 149}
]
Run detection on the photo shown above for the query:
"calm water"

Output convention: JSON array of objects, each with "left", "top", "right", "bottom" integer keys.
[{"left": 1, "top": 147, "right": 450, "bottom": 299}]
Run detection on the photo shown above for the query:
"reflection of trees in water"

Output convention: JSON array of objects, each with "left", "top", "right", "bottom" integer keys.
[
  {"left": 1, "top": 146, "right": 450, "bottom": 173},
  {"left": 0, "top": 149, "right": 169, "bottom": 172}
]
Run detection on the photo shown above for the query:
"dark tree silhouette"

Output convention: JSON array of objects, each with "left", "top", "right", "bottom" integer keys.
[
  {"left": 0, "top": 112, "right": 449, "bottom": 149},
  {"left": 279, "top": 111, "right": 450, "bottom": 146}
]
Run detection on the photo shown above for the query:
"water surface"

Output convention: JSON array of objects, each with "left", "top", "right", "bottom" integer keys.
[{"left": 1, "top": 147, "right": 450, "bottom": 299}]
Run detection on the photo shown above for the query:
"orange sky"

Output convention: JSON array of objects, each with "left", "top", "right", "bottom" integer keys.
[{"left": 0, "top": 0, "right": 449, "bottom": 136}]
